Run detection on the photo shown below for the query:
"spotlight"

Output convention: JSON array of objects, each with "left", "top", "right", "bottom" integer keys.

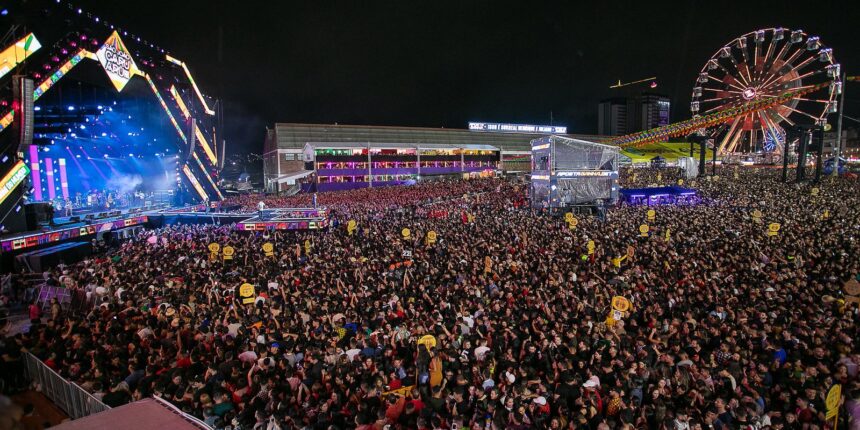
[
  {"left": 94, "top": 17, "right": 99, "bottom": 22},
  {"left": 1, "top": 10, "right": 9, "bottom": 16},
  {"left": 129, "top": 153, "right": 134, "bottom": 157},
  {"left": 67, "top": 105, "right": 75, "bottom": 111},
  {"left": 77, "top": 8, "right": 82, "bottom": 14},
  {"left": 104, "top": 154, "right": 108, "bottom": 158}
]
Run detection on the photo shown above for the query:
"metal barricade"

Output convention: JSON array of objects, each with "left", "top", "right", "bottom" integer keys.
[
  {"left": 22, "top": 352, "right": 209, "bottom": 428},
  {"left": 22, "top": 352, "right": 111, "bottom": 419}
]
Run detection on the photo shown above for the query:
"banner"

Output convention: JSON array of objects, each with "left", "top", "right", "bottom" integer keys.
[{"left": 95, "top": 31, "right": 139, "bottom": 92}]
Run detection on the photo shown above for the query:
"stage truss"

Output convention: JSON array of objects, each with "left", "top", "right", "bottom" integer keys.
[{"left": 0, "top": 3, "right": 223, "bottom": 203}]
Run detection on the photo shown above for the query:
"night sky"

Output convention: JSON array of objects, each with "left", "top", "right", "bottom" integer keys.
[{"left": 38, "top": 1, "right": 860, "bottom": 154}]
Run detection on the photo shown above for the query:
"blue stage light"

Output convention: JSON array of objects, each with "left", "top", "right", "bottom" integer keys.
[
  {"left": 1, "top": 10, "right": 8, "bottom": 16},
  {"left": 67, "top": 106, "right": 75, "bottom": 111},
  {"left": 34, "top": 106, "right": 40, "bottom": 111},
  {"left": 101, "top": 132, "right": 107, "bottom": 137},
  {"left": 129, "top": 153, "right": 134, "bottom": 157}
]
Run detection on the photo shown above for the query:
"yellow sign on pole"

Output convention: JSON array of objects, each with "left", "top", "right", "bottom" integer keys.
[
  {"left": 239, "top": 283, "right": 255, "bottom": 304},
  {"left": 401, "top": 228, "right": 411, "bottom": 238},
  {"left": 825, "top": 384, "right": 841, "bottom": 424},
  {"left": 262, "top": 242, "right": 274, "bottom": 257},
  {"left": 677, "top": 179, "right": 684, "bottom": 186},
  {"left": 811, "top": 187, "right": 820, "bottom": 196},
  {"left": 208, "top": 243, "right": 220, "bottom": 253},
  {"left": 611, "top": 296, "right": 631, "bottom": 312},
  {"left": 639, "top": 224, "right": 649, "bottom": 237},
  {"left": 767, "top": 223, "right": 780, "bottom": 237},
  {"left": 426, "top": 230, "right": 437, "bottom": 244},
  {"left": 587, "top": 240, "right": 595, "bottom": 255},
  {"left": 665, "top": 228, "right": 671, "bottom": 241},
  {"left": 304, "top": 240, "right": 311, "bottom": 254},
  {"left": 564, "top": 212, "right": 574, "bottom": 223},
  {"left": 646, "top": 209, "right": 656, "bottom": 221},
  {"left": 222, "top": 246, "right": 234, "bottom": 260},
  {"left": 347, "top": 220, "right": 357, "bottom": 235}
]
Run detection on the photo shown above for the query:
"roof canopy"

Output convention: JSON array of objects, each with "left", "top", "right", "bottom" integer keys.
[{"left": 49, "top": 398, "right": 209, "bottom": 430}]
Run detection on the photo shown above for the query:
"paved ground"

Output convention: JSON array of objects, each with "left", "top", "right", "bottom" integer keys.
[{"left": 12, "top": 390, "right": 70, "bottom": 429}]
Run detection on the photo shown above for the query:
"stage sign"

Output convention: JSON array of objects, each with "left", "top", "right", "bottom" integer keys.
[
  {"left": 469, "top": 122, "right": 567, "bottom": 134},
  {"left": 0, "top": 215, "right": 148, "bottom": 253},
  {"left": 0, "top": 161, "right": 30, "bottom": 206},
  {"left": 556, "top": 171, "right": 613, "bottom": 177},
  {"left": 0, "top": 33, "right": 42, "bottom": 80},
  {"left": 96, "top": 31, "right": 138, "bottom": 92}
]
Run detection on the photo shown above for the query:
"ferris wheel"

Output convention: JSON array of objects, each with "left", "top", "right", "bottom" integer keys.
[{"left": 690, "top": 28, "right": 841, "bottom": 159}]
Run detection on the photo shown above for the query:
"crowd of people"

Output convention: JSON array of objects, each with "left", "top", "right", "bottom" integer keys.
[{"left": 1, "top": 168, "right": 859, "bottom": 430}]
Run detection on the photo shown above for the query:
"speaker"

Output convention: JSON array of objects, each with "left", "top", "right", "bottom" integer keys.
[
  {"left": 12, "top": 76, "right": 35, "bottom": 151},
  {"left": 24, "top": 202, "right": 53, "bottom": 230}
]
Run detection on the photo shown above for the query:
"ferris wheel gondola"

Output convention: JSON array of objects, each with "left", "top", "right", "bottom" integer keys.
[{"left": 690, "top": 28, "right": 841, "bottom": 162}]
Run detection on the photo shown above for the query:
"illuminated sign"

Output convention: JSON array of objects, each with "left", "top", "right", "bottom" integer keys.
[
  {"left": 165, "top": 55, "right": 216, "bottom": 115},
  {"left": 0, "top": 161, "right": 30, "bottom": 206},
  {"left": 194, "top": 124, "right": 218, "bottom": 165},
  {"left": 237, "top": 219, "right": 328, "bottom": 231},
  {"left": 0, "top": 33, "right": 42, "bottom": 80},
  {"left": 182, "top": 165, "right": 208, "bottom": 200},
  {"left": 96, "top": 31, "right": 138, "bottom": 92},
  {"left": 469, "top": 122, "right": 567, "bottom": 134},
  {"left": 0, "top": 215, "right": 148, "bottom": 253},
  {"left": 556, "top": 170, "right": 613, "bottom": 177},
  {"left": 169, "top": 85, "right": 192, "bottom": 119}
]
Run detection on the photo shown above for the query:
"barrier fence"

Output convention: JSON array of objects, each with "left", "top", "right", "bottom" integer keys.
[
  {"left": 22, "top": 352, "right": 211, "bottom": 428},
  {"left": 22, "top": 352, "right": 110, "bottom": 419}
]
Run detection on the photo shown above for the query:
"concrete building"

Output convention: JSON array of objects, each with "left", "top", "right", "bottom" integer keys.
[
  {"left": 263, "top": 123, "right": 608, "bottom": 192},
  {"left": 598, "top": 93, "right": 671, "bottom": 136}
]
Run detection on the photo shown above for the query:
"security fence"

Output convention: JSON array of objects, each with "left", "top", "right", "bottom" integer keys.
[{"left": 22, "top": 352, "right": 111, "bottom": 419}]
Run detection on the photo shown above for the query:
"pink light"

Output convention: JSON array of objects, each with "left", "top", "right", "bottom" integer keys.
[
  {"left": 29, "top": 146, "right": 42, "bottom": 201},
  {"left": 45, "top": 157, "right": 56, "bottom": 200},
  {"left": 59, "top": 158, "right": 69, "bottom": 199}
]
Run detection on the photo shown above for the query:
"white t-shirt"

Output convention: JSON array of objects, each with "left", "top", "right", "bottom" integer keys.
[
  {"left": 227, "top": 323, "right": 242, "bottom": 338},
  {"left": 474, "top": 346, "right": 491, "bottom": 361},
  {"left": 345, "top": 349, "right": 362, "bottom": 361}
]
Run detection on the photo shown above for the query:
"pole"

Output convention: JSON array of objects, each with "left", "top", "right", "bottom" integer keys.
[
  {"left": 814, "top": 126, "right": 824, "bottom": 183},
  {"left": 782, "top": 140, "right": 789, "bottom": 183},
  {"left": 712, "top": 139, "right": 717, "bottom": 175},
  {"left": 796, "top": 130, "right": 809, "bottom": 183},
  {"left": 832, "top": 72, "right": 846, "bottom": 177}
]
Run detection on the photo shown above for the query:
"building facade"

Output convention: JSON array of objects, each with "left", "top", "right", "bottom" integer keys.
[
  {"left": 598, "top": 93, "right": 671, "bottom": 136},
  {"left": 263, "top": 123, "right": 608, "bottom": 192}
]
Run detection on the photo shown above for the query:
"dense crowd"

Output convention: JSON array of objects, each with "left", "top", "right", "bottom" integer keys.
[{"left": 2, "top": 169, "right": 859, "bottom": 430}]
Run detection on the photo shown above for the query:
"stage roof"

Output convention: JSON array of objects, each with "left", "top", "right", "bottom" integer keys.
[
  {"left": 303, "top": 142, "right": 499, "bottom": 151},
  {"left": 49, "top": 398, "right": 209, "bottom": 430},
  {"left": 268, "top": 123, "right": 608, "bottom": 154}
]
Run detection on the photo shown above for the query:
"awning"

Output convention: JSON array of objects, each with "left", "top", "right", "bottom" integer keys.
[{"left": 49, "top": 397, "right": 209, "bottom": 430}]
